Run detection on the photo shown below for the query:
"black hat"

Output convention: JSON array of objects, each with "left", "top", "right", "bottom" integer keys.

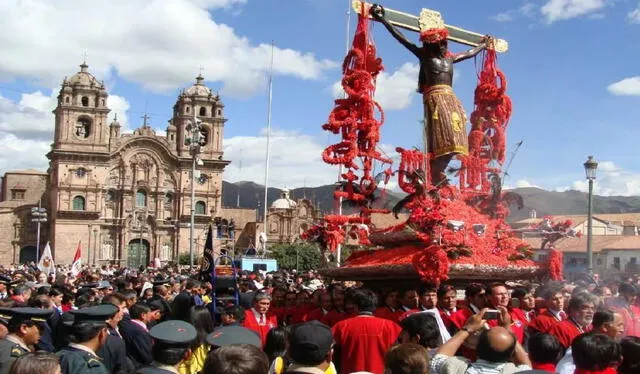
[
  {"left": 0, "top": 274, "right": 12, "bottom": 285},
  {"left": 288, "top": 321, "right": 333, "bottom": 365},
  {"left": 69, "top": 304, "right": 119, "bottom": 326},
  {"left": 0, "top": 307, "right": 53, "bottom": 326},
  {"left": 619, "top": 283, "right": 638, "bottom": 296},
  {"left": 149, "top": 320, "right": 196, "bottom": 348},
  {"left": 206, "top": 326, "right": 261, "bottom": 348}
]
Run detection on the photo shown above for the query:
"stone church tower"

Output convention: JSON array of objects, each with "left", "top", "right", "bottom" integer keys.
[{"left": 47, "top": 63, "right": 229, "bottom": 267}]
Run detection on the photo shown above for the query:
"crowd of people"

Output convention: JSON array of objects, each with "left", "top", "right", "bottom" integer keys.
[{"left": 0, "top": 262, "right": 639, "bottom": 374}]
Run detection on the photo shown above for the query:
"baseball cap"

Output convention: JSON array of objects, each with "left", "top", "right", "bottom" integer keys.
[
  {"left": 206, "top": 325, "right": 261, "bottom": 348},
  {"left": 288, "top": 321, "right": 333, "bottom": 366}
]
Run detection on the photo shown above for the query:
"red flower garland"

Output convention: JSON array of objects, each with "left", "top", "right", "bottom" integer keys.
[
  {"left": 413, "top": 245, "right": 449, "bottom": 284},
  {"left": 548, "top": 248, "right": 564, "bottom": 281}
]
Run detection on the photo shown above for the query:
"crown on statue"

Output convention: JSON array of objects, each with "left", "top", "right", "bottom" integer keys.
[{"left": 419, "top": 8, "right": 448, "bottom": 43}]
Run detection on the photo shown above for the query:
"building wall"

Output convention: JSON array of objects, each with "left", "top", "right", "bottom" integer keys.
[{"left": 573, "top": 220, "right": 621, "bottom": 236}]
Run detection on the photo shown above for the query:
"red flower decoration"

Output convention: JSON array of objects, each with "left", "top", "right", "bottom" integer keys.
[{"left": 413, "top": 245, "right": 449, "bottom": 284}]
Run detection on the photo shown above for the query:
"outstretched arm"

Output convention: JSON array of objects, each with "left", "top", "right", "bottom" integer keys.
[
  {"left": 453, "top": 38, "right": 489, "bottom": 63},
  {"left": 370, "top": 4, "right": 420, "bottom": 57}
]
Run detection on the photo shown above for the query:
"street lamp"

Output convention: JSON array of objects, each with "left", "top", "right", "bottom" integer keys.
[
  {"left": 584, "top": 155, "right": 598, "bottom": 276},
  {"left": 30, "top": 201, "right": 47, "bottom": 264},
  {"left": 185, "top": 113, "right": 205, "bottom": 270}
]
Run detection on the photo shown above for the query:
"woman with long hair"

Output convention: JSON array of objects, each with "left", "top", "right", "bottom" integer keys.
[{"left": 177, "top": 305, "right": 215, "bottom": 374}]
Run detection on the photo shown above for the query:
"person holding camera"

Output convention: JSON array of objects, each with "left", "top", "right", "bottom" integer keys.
[{"left": 429, "top": 309, "right": 532, "bottom": 374}]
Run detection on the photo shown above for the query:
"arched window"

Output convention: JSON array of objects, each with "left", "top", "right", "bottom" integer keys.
[
  {"left": 217, "top": 109, "right": 222, "bottom": 116},
  {"left": 195, "top": 201, "right": 206, "bottom": 215},
  {"left": 185, "top": 106, "right": 190, "bottom": 114},
  {"left": 200, "top": 128, "right": 208, "bottom": 146},
  {"left": 65, "top": 96, "right": 70, "bottom": 103},
  {"left": 136, "top": 190, "right": 147, "bottom": 207},
  {"left": 75, "top": 118, "right": 91, "bottom": 138},
  {"left": 101, "top": 99, "right": 105, "bottom": 106},
  {"left": 81, "top": 96, "right": 89, "bottom": 107},
  {"left": 73, "top": 196, "right": 85, "bottom": 211},
  {"left": 164, "top": 193, "right": 173, "bottom": 205},
  {"left": 199, "top": 107, "right": 207, "bottom": 116},
  {"left": 106, "top": 190, "right": 115, "bottom": 202}
]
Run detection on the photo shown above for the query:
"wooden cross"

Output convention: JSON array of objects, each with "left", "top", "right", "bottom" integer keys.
[{"left": 352, "top": 1, "right": 508, "bottom": 52}]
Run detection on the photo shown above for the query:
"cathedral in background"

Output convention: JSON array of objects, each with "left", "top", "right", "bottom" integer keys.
[{"left": 0, "top": 63, "right": 228, "bottom": 267}]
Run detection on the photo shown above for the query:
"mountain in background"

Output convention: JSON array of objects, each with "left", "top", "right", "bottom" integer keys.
[{"left": 221, "top": 182, "right": 640, "bottom": 222}]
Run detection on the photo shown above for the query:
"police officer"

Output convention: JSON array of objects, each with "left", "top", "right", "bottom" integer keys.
[
  {"left": 0, "top": 307, "right": 53, "bottom": 374},
  {"left": 57, "top": 304, "right": 118, "bottom": 374},
  {"left": 136, "top": 320, "right": 197, "bottom": 374}
]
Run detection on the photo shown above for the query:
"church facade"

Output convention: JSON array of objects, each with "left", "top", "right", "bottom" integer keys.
[{"left": 0, "top": 63, "right": 229, "bottom": 267}]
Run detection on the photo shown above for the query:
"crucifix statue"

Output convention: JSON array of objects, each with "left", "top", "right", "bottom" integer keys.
[{"left": 359, "top": 1, "right": 508, "bottom": 186}]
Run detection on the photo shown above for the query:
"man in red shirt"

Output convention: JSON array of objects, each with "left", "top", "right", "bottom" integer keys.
[
  {"left": 529, "top": 286, "right": 567, "bottom": 334},
  {"left": 609, "top": 282, "right": 640, "bottom": 337},
  {"left": 332, "top": 288, "right": 401, "bottom": 374},
  {"left": 548, "top": 292, "right": 596, "bottom": 349},
  {"left": 242, "top": 291, "right": 278, "bottom": 346},
  {"left": 397, "top": 288, "right": 420, "bottom": 321},
  {"left": 511, "top": 286, "right": 536, "bottom": 322},
  {"left": 485, "top": 282, "right": 527, "bottom": 343},
  {"left": 450, "top": 283, "right": 486, "bottom": 331},
  {"left": 304, "top": 291, "right": 333, "bottom": 325},
  {"left": 437, "top": 284, "right": 457, "bottom": 332},
  {"left": 374, "top": 289, "right": 402, "bottom": 323}
]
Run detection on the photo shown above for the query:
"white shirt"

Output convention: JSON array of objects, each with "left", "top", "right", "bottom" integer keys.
[
  {"left": 548, "top": 308, "right": 564, "bottom": 321},
  {"left": 68, "top": 343, "right": 98, "bottom": 358},
  {"left": 131, "top": 319, "right": 149, "bottom": 332},
  {"left": 556, "top": 347, "right": 575, "bottom": 374},
  {"left": 251, "top": 308, "right": 266, "bottom": 325}
]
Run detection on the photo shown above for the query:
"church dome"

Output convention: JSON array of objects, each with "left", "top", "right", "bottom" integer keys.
[
  {"left": 66, "top": 62, "right": 100, "bottom": 87},
  {"left": 271, "top": 188, "right": 297, "bottom": 209},
  {"left": 184, "top": 74, "right": 212, "bottom": 96}
]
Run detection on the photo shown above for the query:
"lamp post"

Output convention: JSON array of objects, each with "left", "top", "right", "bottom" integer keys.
[
  {"left": 30, "top": 201, "right": 47, "bottom": 264},
  {"left": 584, "top": 155, "right": 598, "bottom": 276},
  {"left": 185, "top": 113, "right": 204, "bottom": 270}
]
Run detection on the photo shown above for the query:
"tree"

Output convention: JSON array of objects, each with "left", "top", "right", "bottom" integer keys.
[{"left": 268, "top": 243, "right": 321, "bottom": 271}]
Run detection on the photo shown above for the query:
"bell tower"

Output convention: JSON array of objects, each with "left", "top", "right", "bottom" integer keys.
[
  {"left": 52, "top": 62, "right": 110, "bottom": 153},
  {"left": 171, "top": 73, "right": 226, "bottom": 160}
]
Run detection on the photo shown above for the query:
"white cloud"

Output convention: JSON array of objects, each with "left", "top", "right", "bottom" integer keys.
[
  {"left": 541, "top": 0, "right": 607, "bottom": 23},
  {"left": 490, "top": 3, "right": 537, "bottom": 22},
  {"left": 516, "top": 180, "right": 541, "bottom": 188},
  {"left": 0, "top": 0, "right": 337, "bottom": 98},
  {"left": 492, "top": 12, "right": 514, "bottom": 22},
  {"left": 559, "top": 161, "right": 640, "bottom": 196},
  {"left": 223, "top": 129, "right": 399, "bottom": 188},
  {"left": 223, "top": 129, "right": 336, "bottom": 188},
  {"left": 0, "top": 88, "right": 132, "bottom": 174},
  {"left": 629, "top": 6, "right": 640, "bottom": 23},
  {"left": 607, "top": 77, "right": 640, "bottom": 96},
  {"left": 0, "top": 133, "right": 51, "bottom": 173}
]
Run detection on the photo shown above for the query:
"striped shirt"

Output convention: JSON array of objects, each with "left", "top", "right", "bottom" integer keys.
[{"left": 430, "top": 354, "right": 531, "bottom": 374}]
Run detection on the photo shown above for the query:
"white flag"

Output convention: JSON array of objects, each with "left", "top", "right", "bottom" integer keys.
[
  {"left": 70, "top": 241, "right": 82, "bottom": 277},
  {"left": 37, "top": 242, "right": 55, "bottom": 276}
]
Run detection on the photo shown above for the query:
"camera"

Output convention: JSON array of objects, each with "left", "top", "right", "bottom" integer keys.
[{"left": 484, "top": 309, "right": 500, "bottom": 320}]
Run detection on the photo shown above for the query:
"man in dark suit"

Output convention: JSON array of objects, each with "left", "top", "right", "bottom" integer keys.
[
  {"left": 119, "top": 303, "right": 153, "bottom": 369},
  {"left": 98, "top": 293, "right": 134, "bottom": 374}
]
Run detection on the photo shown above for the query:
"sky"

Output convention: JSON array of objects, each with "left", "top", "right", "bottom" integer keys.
[{"left": 1, "top": 0, "right": 640, "bottom": 196}]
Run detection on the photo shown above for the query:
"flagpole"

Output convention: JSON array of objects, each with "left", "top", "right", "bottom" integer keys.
[
  {"left": 262, "top": 41, "right": 274, "bottom": 226},
  {"left": 336, "top": 0, "right": 351, "bottom": 267}
]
